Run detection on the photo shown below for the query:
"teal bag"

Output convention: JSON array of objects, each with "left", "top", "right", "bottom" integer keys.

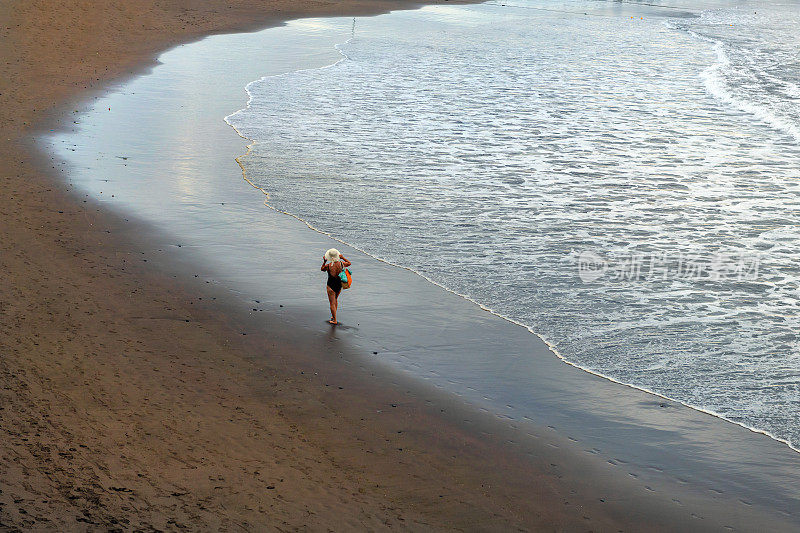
[{"left": 338, "top": 263, "right": 352, "bottom": 289}]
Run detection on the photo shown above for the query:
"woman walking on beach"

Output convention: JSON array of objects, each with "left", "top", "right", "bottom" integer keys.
[{"left": 321, "top": 248, "right": 351, "bottom": 325}]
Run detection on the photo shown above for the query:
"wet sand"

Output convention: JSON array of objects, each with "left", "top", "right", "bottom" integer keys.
[
  {"left": 1, "top": 1, "right": 618, "bottom": 530},
  {"left": 3, "top": 0, "right": 800, "bottom": 531}
]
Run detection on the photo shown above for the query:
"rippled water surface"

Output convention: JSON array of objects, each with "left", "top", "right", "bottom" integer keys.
[{"left": 226, "top": 1, "right": 800, "bottom": 447}]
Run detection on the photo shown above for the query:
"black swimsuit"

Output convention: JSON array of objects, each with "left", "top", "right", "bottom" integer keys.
[{"left": 327, "top": 264, "right": 343, "bottom": 294}]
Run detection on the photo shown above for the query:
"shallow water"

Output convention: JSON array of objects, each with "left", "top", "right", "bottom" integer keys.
[{"left": 226, "top": 1, "right": 800, "bottom": 448}]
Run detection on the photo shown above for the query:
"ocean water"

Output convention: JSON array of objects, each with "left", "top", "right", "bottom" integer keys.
[{"left": 226, "top": 1, "right": 800, "bottom": 449}]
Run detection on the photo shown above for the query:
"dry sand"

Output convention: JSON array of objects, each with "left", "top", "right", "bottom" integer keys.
[
  {"left": 0, "top": 1, "right": 627, "bottom": 530},
  {"left": 5, "top": 1, "right": 800, "bottom": 531}
]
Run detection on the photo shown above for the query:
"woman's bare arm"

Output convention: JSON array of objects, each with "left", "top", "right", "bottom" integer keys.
[{"left": 340, "top": 255, "right": 352, "bottom": 267}]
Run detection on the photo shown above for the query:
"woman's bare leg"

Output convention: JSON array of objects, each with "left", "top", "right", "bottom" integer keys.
[{"left": 327, "top": 286, "right": 338, "bottom": 324}]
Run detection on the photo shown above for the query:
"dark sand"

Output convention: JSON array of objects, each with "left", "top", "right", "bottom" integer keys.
[{"left": 3, "top": 1, "right": 800, "bottom": 531}]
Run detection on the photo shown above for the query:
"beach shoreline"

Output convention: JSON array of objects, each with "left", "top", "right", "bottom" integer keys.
[
  {"left": 1, "top": 2, "right": 557, "bottom": 530},
  {"left": 4, "top": 0, "right": 800, "bottom": 530},
  {"left": 1, "top": 1, "right": 615, "bottom": 530}
]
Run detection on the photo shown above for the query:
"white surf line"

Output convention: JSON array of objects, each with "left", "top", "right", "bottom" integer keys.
[
  {"left": 223, "top": 17, "right": 800, "bottom": 455},
  {"left": 669, "top": 18, "right": 800, "bottom": 143}
]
